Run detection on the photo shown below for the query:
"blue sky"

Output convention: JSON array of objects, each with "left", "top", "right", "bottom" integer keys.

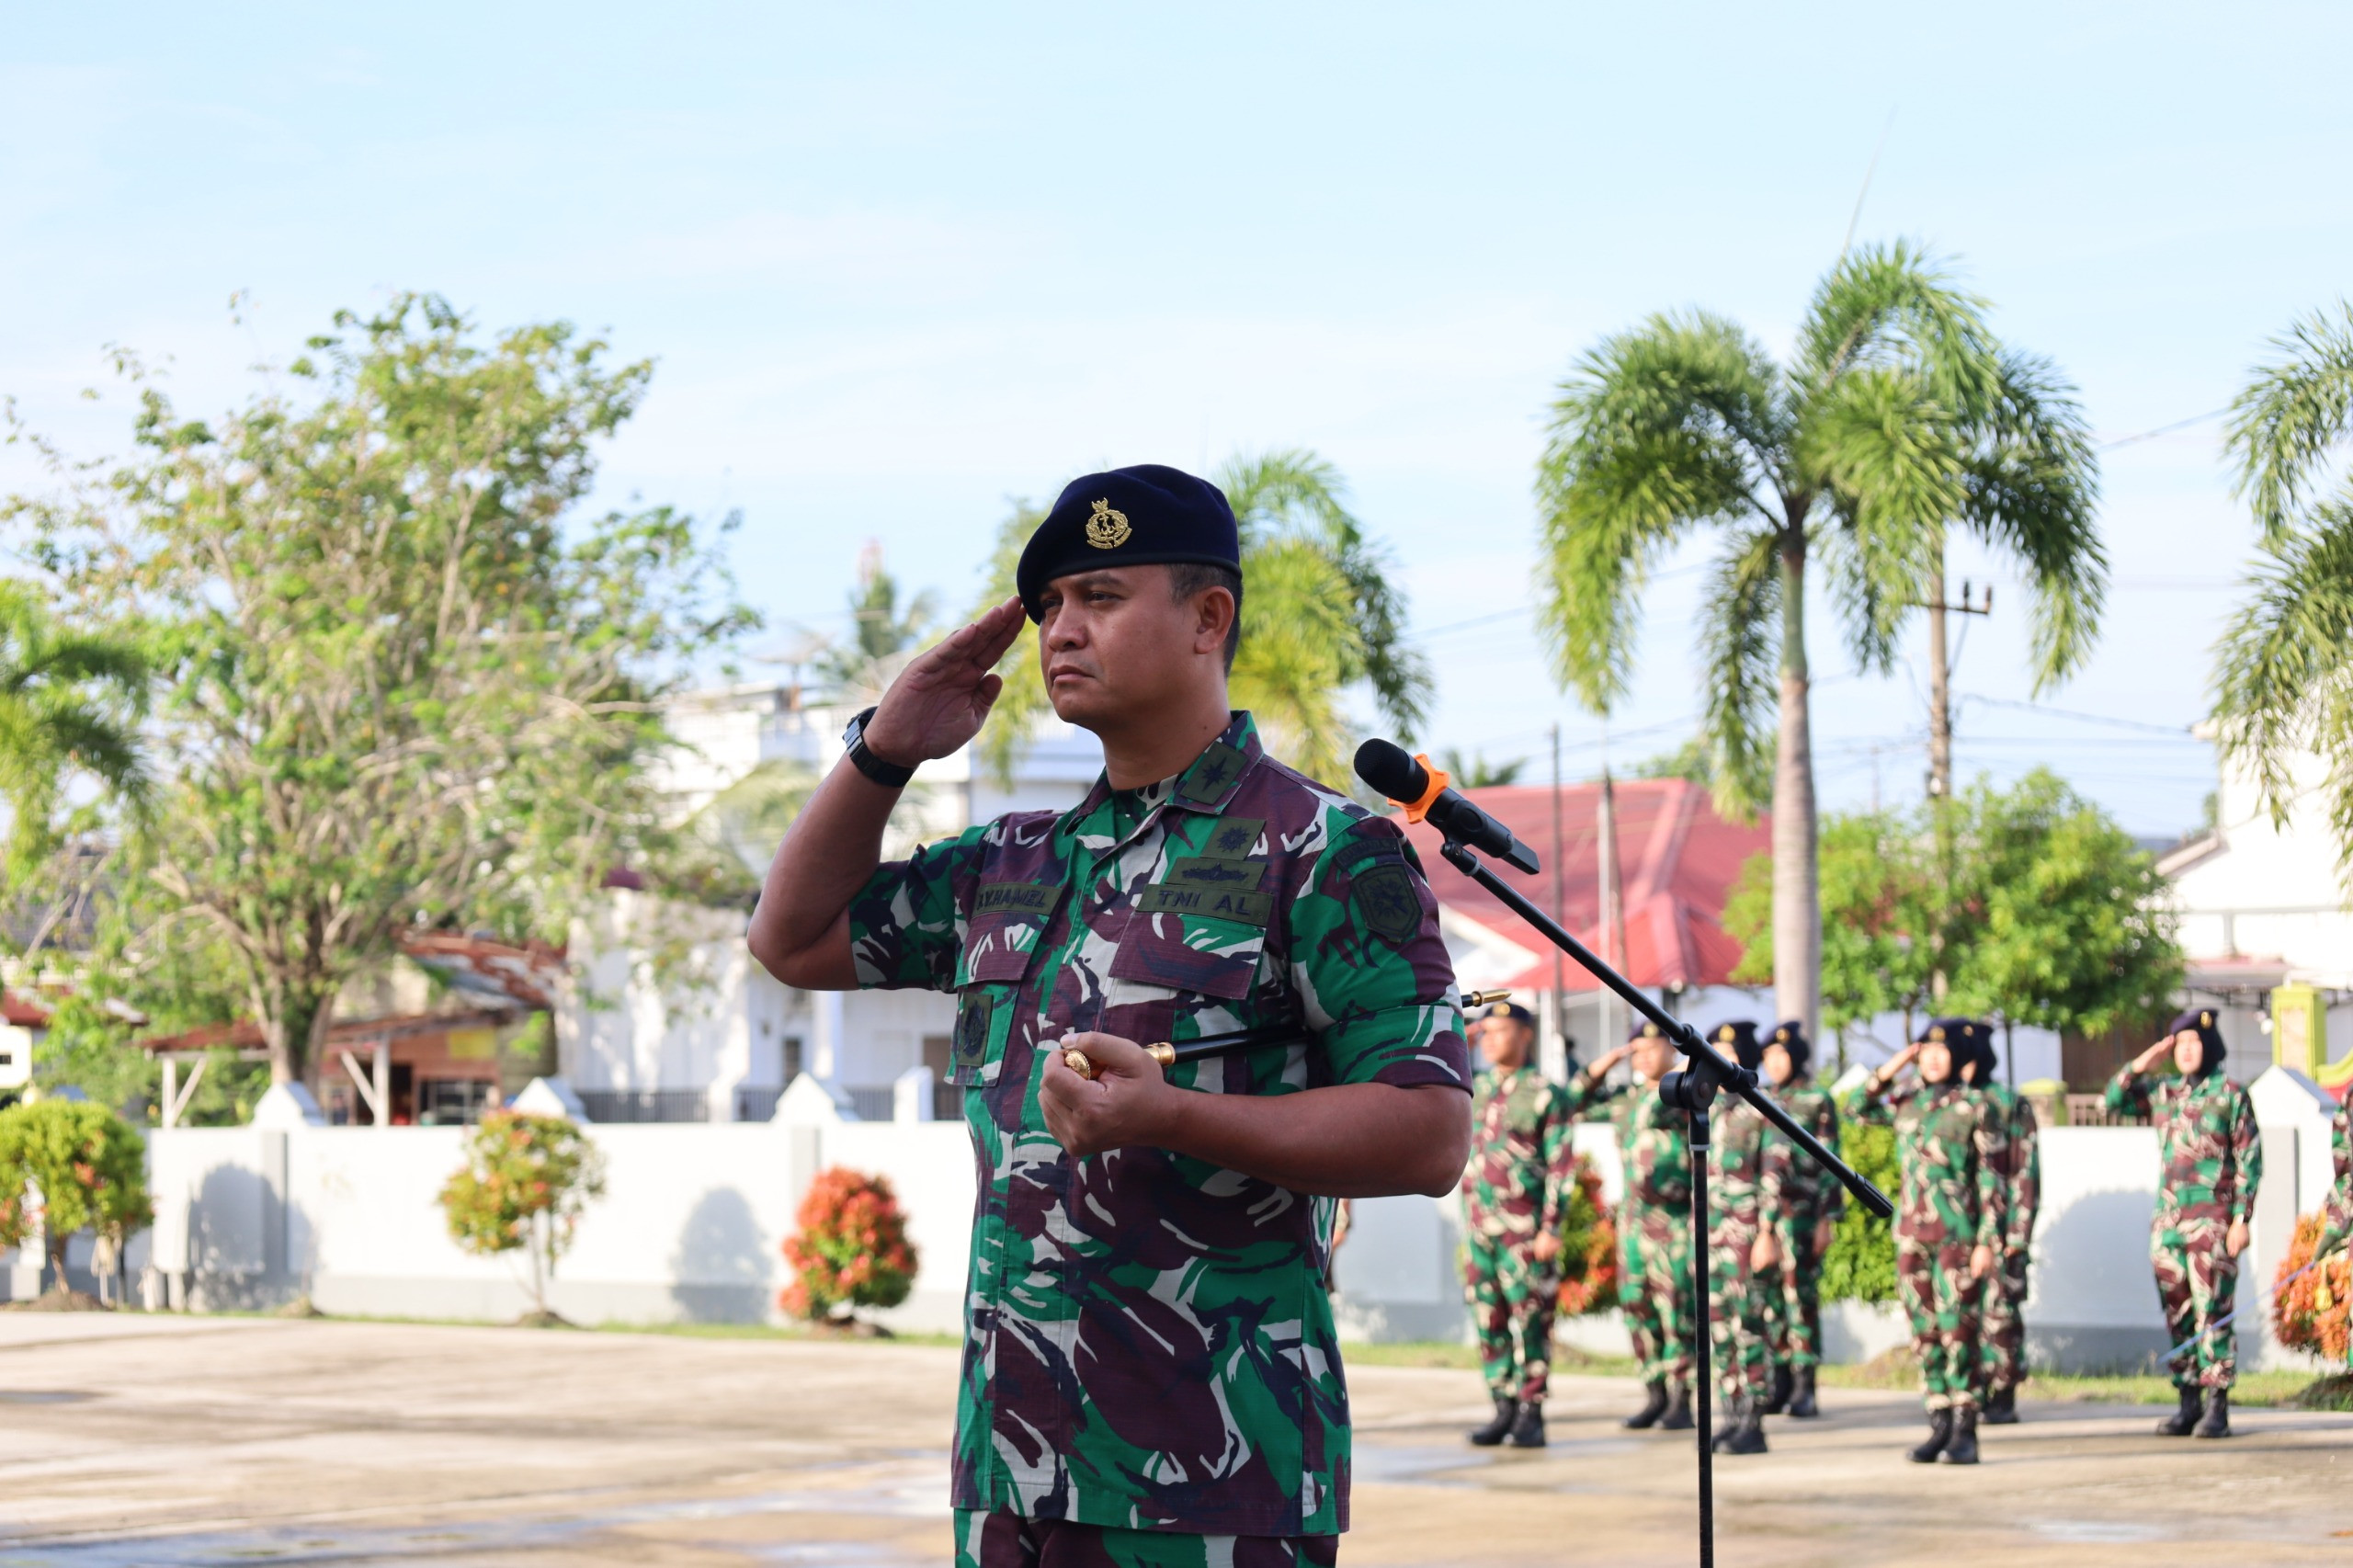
[{"left": 6, "top": 3, "right": 2348, "bottom": 836}]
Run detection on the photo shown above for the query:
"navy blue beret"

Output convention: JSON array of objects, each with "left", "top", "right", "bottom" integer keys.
[
  {"left": 1710, "top": 1019, "right": 1762, "bottom": 1069},
  {"left": 1478, "top": 1001, "right": 1538, "bottom": 1028},
  {"left": 1016, "top": 464, "right": 1241, "bottom": 621}
]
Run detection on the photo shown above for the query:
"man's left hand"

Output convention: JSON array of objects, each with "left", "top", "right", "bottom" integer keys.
[
  {"left": 1040, "top": 1032, "right": 1174, "bottom": 1157},
  {"left": 1531, "top": 1232, "right": 1562, "bottom": 1263},
  {"left": 2226, "top": 1218, "right": 2250, "bottom": 1259},
  {"left": 1970, "top": 1244, "right": 1995, "bottom": 1280},
  {"left": 1751, "top": 1230, "right": 1780, "bottom": 1272},
  {"left": 1813, "top": 1217, "right": 1836, "bottom": 1257}
]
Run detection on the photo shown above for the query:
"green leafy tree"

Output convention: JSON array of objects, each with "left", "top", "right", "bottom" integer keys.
[
  {"left": 0, "top": 583, "right": 149, "bottom": 885},
  {"left": 1819, "top": 1120, "right": 1899, "bottom": 1303},
  {"left": 11, "top": 295, "right": 756, "bottom": 1086},
  {"left": 1535, "top": 242, "right": 2103, "bottom": 1036},
  {"left": 972, "top": 450, "right": 1431, "bottom": 789},
  {"left": 1726, "top": 809, "right": 1936, "bottom": 1044},
  {"left": 1631, "top": 736, "right": 1715, "bottom": 787},
  {"left": 0, "top": 1096, "right": 153, "bottom": 1297},
  {"left": 811, "top": 541, "right": 938, "bottom": 706},
  {"left": 1729, "top": 771, "right": 2178, "bottom": 1051},
  {"left": 1437, "top": 748, "right": 1526, "bottom": 788},
  {"left": 438, "top": 1109, "right": 607, "bottom": 1319},
  {"left": 2215, "top": 303, "right": 2353, "bottom": 880}
]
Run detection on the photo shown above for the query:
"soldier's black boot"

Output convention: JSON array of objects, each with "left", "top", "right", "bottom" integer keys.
[
  {"left": 2154, "top": 1384, "right": 2200, "bottom": 1437},
  {"left": 1621, "top": 1381, "right": 1669, "bottom": 1429},
  {"left": 1906, "top": 1407, "right": 1952, "bottom": 1463},
  {"left": 1468, "top": 1394, "right": 1516, "bottom": 1447},
  {"left": 1762, "top": 1362, "right": 1793, "bottom": 1415},
  {"left": 1939, "top": 1404, "right": 1980, "bottom": 1465},
  {"left": 1659, "top": 1383, "right": 1694, "bottom": 1431},
  {"left": 1786, "top": 1365, "right": 1820, "bottom": 1419},
  {"left": 1718, "top": 1398, "right": 1769, "bottom": 1455},
  {"left": 1982, "top": 1383, "right": 2018, "bottom": 1426},
  {"left": 1506, "top": 1400, "right": 1547, "bottom": 1449},
  {"left": 2193, "top": 1388, "right": 2231, "bottom": 1439}
]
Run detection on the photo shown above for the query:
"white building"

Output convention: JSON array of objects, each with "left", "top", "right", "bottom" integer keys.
[
  {"left": 2159, "top": 735, "right": 2353, "bottom": 1083},
  {"left": 556, "top": 683, "right": 1103, "bottom": 1121}
]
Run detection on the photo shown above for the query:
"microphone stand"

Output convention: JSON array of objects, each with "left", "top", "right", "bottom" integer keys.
[{"left": 1433, "top": 835, "right": 1893, "bottom": 1568}]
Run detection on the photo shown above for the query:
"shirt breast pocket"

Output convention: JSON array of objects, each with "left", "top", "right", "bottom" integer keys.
[
  {"left": 1108, "top": 911, "right": 1267, "bottom": 1001},
  {"left": 948, "top": 909, "right": 1052, "bottom": 1086}
]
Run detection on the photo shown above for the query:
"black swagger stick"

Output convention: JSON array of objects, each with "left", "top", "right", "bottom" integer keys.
[
  {"left": 1355, "top": 740, "right": 1893, "bottom": 1568},
  {"left": 1062, "top": 989, "right": 1514, "bottom": 1081}
]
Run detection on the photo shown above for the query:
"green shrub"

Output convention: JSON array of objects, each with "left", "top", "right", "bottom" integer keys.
[
  {"left": 1819, "top": 1120, "right": 1898, "bottom": 1302},
  {"left": 0, "top": 1097, "right": 153, "bottom": 1296}
]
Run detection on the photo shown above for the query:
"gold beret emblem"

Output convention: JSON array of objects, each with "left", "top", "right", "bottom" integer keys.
[
  {"left": 1085, "top": 498, "right": 1131, "bottom": 550},
  {"left": 2200, "top": 1010, "right": 2213, "bottom": 1028},
  {"left": 1928, "top": 1026, "right": 1946, "bottom": 1042},
  {"left": 1640, "top": 1022, "right": 1660, "bottom": 1038}
]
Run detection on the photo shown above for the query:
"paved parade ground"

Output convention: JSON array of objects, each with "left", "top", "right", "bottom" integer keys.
[{"left": 0, "top": 1316, "right": 2347, "bottom": 1567}]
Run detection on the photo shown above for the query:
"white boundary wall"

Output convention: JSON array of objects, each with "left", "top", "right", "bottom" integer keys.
[{"left": 109, "top": 1068, "right": 2345, "bottom": 1374}]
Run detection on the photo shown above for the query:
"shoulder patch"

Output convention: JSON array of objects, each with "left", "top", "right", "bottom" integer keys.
[
  {"left": 1351, "top": 860, "right": 1422, "bottom": 945},
  {"left": 1179, "top": 743, "right": 1250, "bottom": 803}
]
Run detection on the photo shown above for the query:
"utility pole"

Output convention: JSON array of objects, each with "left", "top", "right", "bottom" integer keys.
[
  {"left": 1550, "top": 722, "right": 1567, "bottom": 1079},
  {"left": 1919, "top": 545, "right": 1991, "bottom": 1001},
  {"left": 1597, "top": 725, "right": 1625, "bottom": 1059}
]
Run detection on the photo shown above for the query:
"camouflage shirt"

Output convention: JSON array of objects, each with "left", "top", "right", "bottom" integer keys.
[
  {"left": 2103, "top": 1067, "right": 2262, "bottom": 1231},
  {"left": 845, "top": 712, "right": 1469, "bottom": 1537},
  {"left": 1759, "top": 1077, "right": 1845, "bottom": 1224},
  {"left": 1709, "top": 1095, "right": 1771, "bottom": 1222},
  {"left": 1567, "top": 1077, "right": 1691, "bottom": 1216},
  {"left": 1464, "top": 1065, "right": 1578, "bottom": 1244},
  {"left": 2324, "top": 1094, "right": 2351, "bottom": 1247},
  {"left": 1966, "top": 1082, "right": 2040, "bottom": 1256},
  {"left": 1845, "top": 1077, "right": 2002, "bottom": 1251}
]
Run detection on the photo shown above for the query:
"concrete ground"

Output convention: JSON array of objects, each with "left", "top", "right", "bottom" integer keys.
[{"left": 0, "top": 1317, "right": 2347, "bottom": 1566}]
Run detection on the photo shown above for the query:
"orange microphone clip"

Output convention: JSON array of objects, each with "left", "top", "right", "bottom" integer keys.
[{"left": 1390, "top": 754, "right": 1451, "bottom": 825}]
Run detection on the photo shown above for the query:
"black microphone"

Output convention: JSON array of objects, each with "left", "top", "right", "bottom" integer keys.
[{"left": 1353, "top": 739, "right": 1540, "bottom": 875}]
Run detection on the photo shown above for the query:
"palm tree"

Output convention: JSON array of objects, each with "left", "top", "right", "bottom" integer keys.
[
  {"left": 812, "top": 542, "right": 938, "bottom": 707},
  {"left": 973, "top": 450, "right": 1430, "bottom": 789},
  {"left": 0, "top": 583, "right": 148, "bottom": 883},
  {"left": 1533, "top": 243, "right": 2103, "bottom": 1033},
  {"left": 2216, "top": 302, "right": 2353, "bottom": 878}
]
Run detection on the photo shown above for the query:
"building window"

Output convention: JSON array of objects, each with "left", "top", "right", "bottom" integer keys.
[
  {"left": 782, "top": 1036, "right": 804, "bottom": 1084},
  {"left": 417, "top": 1078, "right": 497, "bottom": 1126}
]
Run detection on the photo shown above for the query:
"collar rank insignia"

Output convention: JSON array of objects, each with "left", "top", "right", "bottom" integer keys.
[{"left": 1086, "top": 498, "right": 1131, "bottom": 549}]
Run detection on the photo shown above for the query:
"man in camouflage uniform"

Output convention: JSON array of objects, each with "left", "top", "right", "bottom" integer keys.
[
  {"left": 1756, "top": 1020, "right": 1841, "bottom": 1420},
  {"left": 2325, "top": 1091, "right": 2353, "bottom": 1369},
  {"left": 1460, "top": 1001, "right": 1580, "bottom": 1448},
  {"left": 1702, "top": 1020, "right": 1773, "bottom": 1456},
  {"left": 1958, "top": 1026, "right": 2040, "bottom": 1424},
  {"left": 2106, "top": 1007, "right": 2262, "bottom": 1439},
  {"left": 1563, "top": 1023, "right": 1694, "bottom": 1432},
  {"left": 749, "top": 465, "right": 1472, "bottom": 1566},
  {"left": 1847, "top": 1018, "right": 2002, "bottom": 1465}
]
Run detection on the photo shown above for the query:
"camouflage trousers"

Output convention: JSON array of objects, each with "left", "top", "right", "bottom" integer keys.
[
  {"left": 1895, "top": 1237, "right": 1980, "bottom": 1412},
  {"left": 1463, "top": 1231, "right": 1559, "bottom": 1403},
  {"left": 1979, "top": 1252, "right": 2029, "bottom": 1393},
  {"left": 1763, "top": 1213, "right": 1826, "bottom": 1371},
  {"left": 1617, "top": 1204, "right": 1694, "bottom": 1389},
  {"left": 955, "top": 1510, "right": 1338, "bottom": 1567},
  {"left": 2154, "top": 1217, "right": 2240, "bottom": 1391},
  {"left": 1707, "top": 1210, "right": 1771, "bottom": 1407}
]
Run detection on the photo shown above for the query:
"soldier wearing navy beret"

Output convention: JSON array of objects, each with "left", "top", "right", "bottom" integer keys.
[{"left": 752, "top": 463, "right": 1472, "bottom": 1567}]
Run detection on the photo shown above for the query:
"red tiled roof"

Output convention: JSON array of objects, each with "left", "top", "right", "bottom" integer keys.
[
  {"left": 397, "top": 932, "right": 563, "bottom": 1010},
  {"left": 1, "top": 991, "right": 51, "bottom": 1028},
  {"left": 1395, "top": 776, "right": 1768, "bottom": 992},
  {"left": 137, "top": 1007, "right": 519, "bottom": 1055}
]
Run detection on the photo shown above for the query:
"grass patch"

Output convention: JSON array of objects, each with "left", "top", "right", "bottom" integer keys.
[
  {"left": 1814, "top": 1346, "right": 2318, "bottom": 1408},
  {"left": 1338, "top": 1340, "right": 1639, "bottom": 1377}
]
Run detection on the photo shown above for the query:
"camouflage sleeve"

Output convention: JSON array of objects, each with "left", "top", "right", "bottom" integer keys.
[
  {"left": 1540, "top": 1086, "right": 1576, "bottom": 1238},
  {"left": 2006, "top": 1102, "right": 2040, "bottom": 1255},
  {"left": 2328, "top": 1099, "right": 2353, "bottom": 1244},
  {"left": 2228, "top": 1085, "right": 2263, "bottom": 1230},
  {"left": 1561, "top": 1073, "right": 1627, "bottom": 1118},
  {"left": 1971, "top": 1101, "right": 2005, "bottom": 1251},
  {"left": 843, "top": 827, "right": 988, "bottom": 989},
  {"left": 1293, "top": 817, "right": 1470, "bottom": 1091},
  {"left": 1816, "top": 1096, "right": 1847, "bottom": 1217},
  {"left": 2104, "top": 1063, "right": 2153, "bottom": 1119},
  {"left": 1842, "top": 1075, "right": 1894, "bottom": 1128},
  {"left": 1758, "top": 1119, "right": 1792, "bottom": 1214}
]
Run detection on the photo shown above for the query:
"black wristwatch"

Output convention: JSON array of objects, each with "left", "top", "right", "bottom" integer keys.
[{"left": 842, "top": 706, "right": 916, "bottom": 789}]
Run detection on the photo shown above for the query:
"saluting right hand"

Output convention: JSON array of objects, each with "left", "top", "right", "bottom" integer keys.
[
  {"left": 1590, "top": 1044, "right": 1634, "bottom": 1078},
  {"left": 2130, "top": 1039, "right": 2174, "bottom": 1075},
  {"left": 860, "top": 597, "right": 1027, "bottom": 766}
]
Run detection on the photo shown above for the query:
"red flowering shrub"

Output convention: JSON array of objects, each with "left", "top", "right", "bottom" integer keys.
[
  {"left": 782, "top": 1166, "right": 917, "bottom": 1322},
  {"left": 1555, "top": 1154, "right": 1619, "bottom": 1316},
  {"left": 438, "top": 1111, "right": 606, "bottom": 1317},
  {"left": 2273, "top": 1211, "right": 2351, "bottom": 1363}
]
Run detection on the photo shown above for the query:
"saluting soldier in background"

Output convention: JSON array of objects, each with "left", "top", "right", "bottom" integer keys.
[
  {"left": 1959, "top": 1025, "right": 2040, "bottom": 1425},
  {"left": 1847, "top": 1018, "right": 2002, "bottom": 1466},
  {"left": 1757, "top": 1019, "right": 1841, "bottom": 1420},
  {"left": 1566, "top": 1022, "right": 1694, "bottom": 1432},
  {"left": 750, "top": 465, "right": 1473, "bottom": 1568},
  {"left": 2106, "top": 1007, "right": 2262, "bottom": 1439},
  {"left": 1460, "top": 1000, "right": 1581, "bottom": 1449},
  {"left": 1704, "top": 1020, "right": 1773, "bottom": 1457}
]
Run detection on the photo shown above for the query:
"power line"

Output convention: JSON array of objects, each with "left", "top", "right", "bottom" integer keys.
[
  {"left": 1954, "top": 694, "right": 2197, "bottom": 735},
  {"left": 2097, "top": 408, "right": 2227, "bottom": 449}
]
